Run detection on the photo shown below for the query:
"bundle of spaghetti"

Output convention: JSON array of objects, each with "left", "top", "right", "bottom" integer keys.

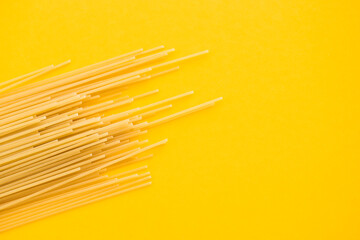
[{"left": 0, "top": 45, "right": 222, "bottom": 232}]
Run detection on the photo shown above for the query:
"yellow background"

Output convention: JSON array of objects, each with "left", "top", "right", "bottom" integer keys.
[{"left": 1, "top": 0, "right": 360, "bottom": 239}]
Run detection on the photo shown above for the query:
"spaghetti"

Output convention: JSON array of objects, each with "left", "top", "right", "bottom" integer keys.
[{"left": 0, "top": 46, "right": 222, "bottom": 232}]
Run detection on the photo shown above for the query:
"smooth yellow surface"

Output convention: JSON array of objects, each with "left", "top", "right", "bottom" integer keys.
[{"left": 1, "top": 1, "right": 360, "bottom": 239}]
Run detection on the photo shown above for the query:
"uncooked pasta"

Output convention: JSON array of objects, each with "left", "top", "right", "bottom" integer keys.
[{"left": 0, "top": 46, "right": 222, "bottom": 232}]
